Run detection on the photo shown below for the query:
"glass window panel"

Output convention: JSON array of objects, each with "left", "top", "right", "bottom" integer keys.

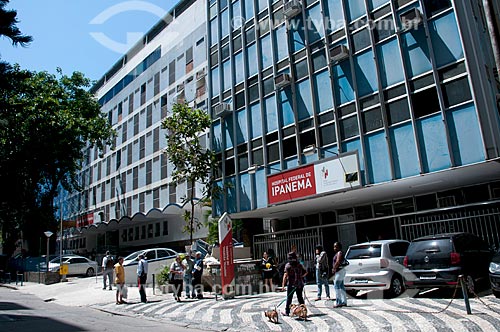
[
  {"left": 246, "top": 27, "right": 256, "bottom": 44},
  {"left": 312, "top": 51, "right": 327, "bottom": 72},
  {"left": 402, "top": 27, "right": 432, "bottom": 78},
  {"left": 265, "top": 95, "right": 278, "bottom": 132},
  {"left": 386, "top": 97, "right": 410, "bottom": 125},
  {"left": 244, "top": 0, "right": 255, "bottom": 21},
  {"left": 247, "top": 43, "right": 258, "bottom": 77},
  {"left": 213, "top": 122, "right": 222, "bottom": 152},
  {"left": 429, "top": 12, "right": 464, "bottom": 68},
  {"left": 257, "top": 0, "right": 267, "bottom": 13},
  {"left": 296, "top": 79, "right": 313, "bottom": 120},
  {"left": 423, "top": 0, "right": 451, "bottom": 17},
  {"left": 340, "top": 115, "right": 359, "bottom": 139},
  {"left": 412, "top": 87, "right": 440, "bottom": 118},
  {"left": 377, "top": 38, "right": 404, "bottom": 88},
  {"left": 221, "top": 9, "right": 230, "bottom": 38},
  {"left": 352, "top": 28, "right": 371, "bottom": 52},
  {"left": 333, "top": 62, "right": 355, "bottom": 105},
  {"left": 313, "top": 70, "right": 334, "bottom": 113},
  {"left": 354, "top": 50, "right": 378, "bottom": 97},
  {"left": 307, "top": 4, "right": 325, "bottom": 43},
  {"left": 267, "top": 142, "right": 280, "bottom": 162},
  {"left": 232, "top": 0, "right": 242, "bottom": 29},
  {"left": 280, "top": 90, "right": 295, "bottom": 126},
  {"left": 369, "top": 0, "right": 389, "bottom": 9},
  {"left": 210, "top": 18, "right": 218, "bottom": 46},
  {"left": 222, "top": 59, "right": 232, "bottom": 91},
  {"left": 249, "top": 84, "right": 259, "bottom": 102},
  {"left": 260, "top": 34, "right": 273, "bottom": 69},
  {"left": 442, "top": 77, "right": 472, "bottom": 108},
  {"left": 373, "top": 16, "right": 395, "bottom": 42},
  {"left": 235, "top": 52, "right": 244, "bottom": 84},
  {"left": 211, "top": 66, "right": 220, "bottom": 96},
  {"left": 362, "top": 108, "right": 384, "bottom": 132},
  {"left": 325, "top": 0, "right": 345, "bottom": 32},
  {"left": 292, "top": 18, "right": 306, "bottom": 52},
  {"left": 294, "top": 59, "right": 309, "bottom": 80},
  {"left": 346, "top": 0, "right": 366, "bottom": 22},
  {"left": 236, "top": 108, "right": 248, "bottom": 144},
  {"left": 320, "top": 123, "right": 337, "bottom": 146},
  {"left": 274, "top": 25, "right": 288, "bottom": 61},
  {"left": 250, "top": 103, "right": 262, "bottom": 138},
  {"left": 224, "top": 116, "right": 234, "bottom": 149}
]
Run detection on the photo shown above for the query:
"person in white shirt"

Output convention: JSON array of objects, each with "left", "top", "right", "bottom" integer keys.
[
  {"left": 101, "top": 251, "right": 113, "bottom": 290},
  {"left": 137, "top": 254, "right": 148, "bottom": 303}
]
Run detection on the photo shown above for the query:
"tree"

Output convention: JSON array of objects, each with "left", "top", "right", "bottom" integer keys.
[
  {"left": 0, "top": 0, "right": 32, "bottom": 47},
  {"left": 162, "top": 103, "right": 217, "bottom": 245},
  {"left": 0, "top": 65, "right": 114, "bottom": 256}
]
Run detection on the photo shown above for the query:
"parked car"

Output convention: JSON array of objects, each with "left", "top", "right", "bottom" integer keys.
[
  {"left": 122, "top": 248, "right": 178, "bottom": 284},
  {"left": 44, "top": 255, "right": 98, "bottom": 277},
  {"left": 489, "top": 250, "right": 500, "bottom": 298},
  {"left": 344, "top": 239, "right": 409, "bottom": 298},
  {"left": 403, "top": 232, "right": 492, "bottom": 293}
]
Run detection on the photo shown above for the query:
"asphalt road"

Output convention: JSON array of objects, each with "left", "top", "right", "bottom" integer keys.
[{"left": 0, "top": 286, "right": 203, "bottom": 332}]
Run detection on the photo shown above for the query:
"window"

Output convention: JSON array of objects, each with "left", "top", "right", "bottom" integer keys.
[
  {"left": 412, "top": 87, "right": 440, "bottom": 118},
  {"left": 377, "top": 38, "right": 404, "bottom": 88},
  {"left": 340, "top": 115, "right": 359, "bottom": 140},
  {"left": 362, "top": 108, "right": 383, "bottom": 132},
  {"left": 314, "top": 71, "right": 333, "bottom": 113},
  {"left": 386, "top": 97, "right": 410, "bottom": 125},
  {"left": 169, "top": 184, "right": 176, "bottom": 203},
  {"left": 352, "top": 28, "right": 371, "bottom": 52},
  {"left": 163, "top": 221, "right": 169, "bottom": 235},
  {"left": 140, "top": 84, "right": 146, "bottom": 105},
  {"left": 441, "top": 77, "right": 472, "bottom": 108}
]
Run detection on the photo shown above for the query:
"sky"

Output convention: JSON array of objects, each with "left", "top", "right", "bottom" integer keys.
[{"left": 0, "top": 0, "right": 179, "bottom": 81}]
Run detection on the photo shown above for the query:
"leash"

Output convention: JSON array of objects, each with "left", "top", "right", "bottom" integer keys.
[{"left": 275, "top": 286, "right": 296, "bottom": 308}]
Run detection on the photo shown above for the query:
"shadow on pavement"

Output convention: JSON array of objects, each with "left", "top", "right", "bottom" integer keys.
[{"left": 0, "top": 301, "right": 31, "bottom": 310}]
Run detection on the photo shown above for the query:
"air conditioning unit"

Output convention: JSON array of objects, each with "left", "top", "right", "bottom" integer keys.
[
  {"left": 283, "top": 0, "right": 302, "bottom": 19},
  {"left": 214, "top": 102, "right": 232, "bottom": 118},
  {"left": 196, "top": 68, "right": 206, "bottom": 80},
  {"left": 329, "top": 45, "right": 349, "bottom": 63},
  {"left": 399, "top": 8, "right": 423, "bottom": 30},
  {"left": 274, "top": 73, "right": 291, "bottom": 89},
  {"left": 176, "top": 83, "right": 185, "bottom": 92}
]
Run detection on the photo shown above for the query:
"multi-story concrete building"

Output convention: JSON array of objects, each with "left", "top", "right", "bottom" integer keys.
[
  {"left": 207, "top": 0, "right": 500, "bottom": 262},
  {"left": 60, "top": 0, "right": 210, "bottom": 255}
]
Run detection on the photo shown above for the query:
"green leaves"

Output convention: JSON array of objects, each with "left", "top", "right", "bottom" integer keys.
[{"left": 162, "top": 103, "right": 217, "bottom": 243}]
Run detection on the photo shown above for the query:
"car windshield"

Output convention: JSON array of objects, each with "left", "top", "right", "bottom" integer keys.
[{"left": 346, "top": 245, "right": 382, "bottom": 259}]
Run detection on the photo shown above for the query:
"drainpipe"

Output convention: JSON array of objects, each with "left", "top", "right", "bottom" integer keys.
[{"left": 483, "top": 0, "right": 500, "bottom": 81}]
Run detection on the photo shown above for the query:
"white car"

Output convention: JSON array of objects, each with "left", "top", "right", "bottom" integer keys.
[
  {"left": 47, "top": 255, "right": 98, "bottom": 277},
  {"left": 344, "top": 240, "right": 409, "bottom": 298},
  {"left": 122, "top": 248, "right": 178, "bottom": 284}
]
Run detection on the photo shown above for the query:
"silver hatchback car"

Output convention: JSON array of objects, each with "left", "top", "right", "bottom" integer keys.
[{"left": 344, "top": 239, "right": 409, "bottom": 298}]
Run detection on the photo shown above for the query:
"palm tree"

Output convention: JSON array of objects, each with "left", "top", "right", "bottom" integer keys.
[{"left": 0, "top": 0, "right": 32, "bottom": 46}]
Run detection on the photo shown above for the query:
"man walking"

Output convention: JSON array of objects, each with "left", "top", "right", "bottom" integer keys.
[
  {"left": 182, "top": 252, "right": 195, "bottom": 298},
  {"left": 315, "top": 244, "right": 330, "bottom": 300},
  {"left": 102, "top": 251, "right": 113, "bottom": 290},
  {"left": 192, "top": 251, "right": 204, "bottom": 299},
  {"left": 332, "top": 242, "right": 347, "bottom": 308},
  {"left": 137, "top": 254, "right": 148, "bottom": 303}
]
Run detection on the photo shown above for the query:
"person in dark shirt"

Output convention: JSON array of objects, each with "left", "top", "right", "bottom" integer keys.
[{"left": 281, "top": 251, "right": 308, "bottom": 316}]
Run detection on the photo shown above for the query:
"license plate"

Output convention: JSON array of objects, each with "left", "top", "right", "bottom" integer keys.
[
  {"left": 354, "top": 280, "right": 369, "bottom": 284},
  {"left": 419, "top": 275, "right": 436, "bottom": 280}
]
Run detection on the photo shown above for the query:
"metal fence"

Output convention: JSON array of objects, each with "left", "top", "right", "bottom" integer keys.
[
  {"left": 400, "top": 206, "right": 500, "bottom": 249},
  {"left": 253, "top": 227, "right": 322, "bottom": 268}
]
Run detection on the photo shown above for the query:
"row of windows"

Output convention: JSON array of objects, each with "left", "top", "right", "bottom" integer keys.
[{"left": 121, "top": 221, "right": 169, "bottom": 242}]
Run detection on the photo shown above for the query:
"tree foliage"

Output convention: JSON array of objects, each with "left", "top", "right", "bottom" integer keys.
[
  {"left": 162, "top": 103, "right": 217, "bottom": 244},
  {"left": 0, "top": 0, "right": 32, "bottom": 47},
  {"left": 0, "top": 64, "right": 114, "bottom": 256}
]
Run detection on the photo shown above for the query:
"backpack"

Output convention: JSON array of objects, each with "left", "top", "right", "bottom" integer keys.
[{"left": 105, "top": 256, "right": 114, "bottom": 269}]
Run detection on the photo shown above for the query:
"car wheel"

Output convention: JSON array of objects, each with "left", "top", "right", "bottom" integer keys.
[
  {"left": 492, "top": 289, "right": 500, "bottom": 298},
  {"left": 385, "top": 275, "right": 404, "bottom": 298},
  {"left": 346, "top": 289, "right": 358, "bottom": 297},
  {"left": 86, "top": 267, "right": 95, "bottom": 277}
]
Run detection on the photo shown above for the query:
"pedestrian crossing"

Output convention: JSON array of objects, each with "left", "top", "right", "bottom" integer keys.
[{"left": 95, "top": 292, "right": 500, "bottom": 331}]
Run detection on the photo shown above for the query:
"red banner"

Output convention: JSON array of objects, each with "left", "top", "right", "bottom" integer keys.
[
  {"left": 218, "top": 213, "right": 235, "bottom": 299},
  {"left": 267, "top": 165, "right": 316, "bottom": 204}
]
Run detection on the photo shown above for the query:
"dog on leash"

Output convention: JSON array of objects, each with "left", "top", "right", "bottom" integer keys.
[
  {"left": 289, "top": 303, "right": 308, "bottom": 320},
  {"left": 264, "top": 308, "right": 279, "bottom": 323}
]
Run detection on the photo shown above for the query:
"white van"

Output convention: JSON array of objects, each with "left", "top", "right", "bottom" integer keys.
[{"left": 122, "top": 248, "right": 178, "bottom": 285}]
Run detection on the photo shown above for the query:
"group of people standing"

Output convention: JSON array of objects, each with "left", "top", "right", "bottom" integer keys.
[
  {"left": 169, "top": 251, "right": 204, "bottom": 302},
  {"left": 101, "top": 251, "right": 149, "bottom": 304},
  {"left": 279, "top": 241, "right": 348, "bottom": 316}
]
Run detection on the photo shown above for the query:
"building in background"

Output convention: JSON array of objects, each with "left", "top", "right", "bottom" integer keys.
[
  {"left": 207, "top": 0, "right": 500, "bottom": 263},
  {"left": 59, "top": 0, "right": 210, "bottom": 256}
]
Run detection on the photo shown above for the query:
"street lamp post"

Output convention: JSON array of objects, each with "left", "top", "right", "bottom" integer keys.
[{"left": 44, "top": 231, "right": 53, "bottom": 272}]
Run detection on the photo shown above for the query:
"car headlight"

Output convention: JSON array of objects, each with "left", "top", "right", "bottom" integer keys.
[{"left": 489, "top": 262, "right": 500, "bottom": 274}]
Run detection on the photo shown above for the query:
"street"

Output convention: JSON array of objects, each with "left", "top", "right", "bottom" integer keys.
[
  {"left": 2, "top": 277, "right": 500, "bottom": 331},
  {"left": 0, "top": 285, "right": 203, "bottom": 332}
]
